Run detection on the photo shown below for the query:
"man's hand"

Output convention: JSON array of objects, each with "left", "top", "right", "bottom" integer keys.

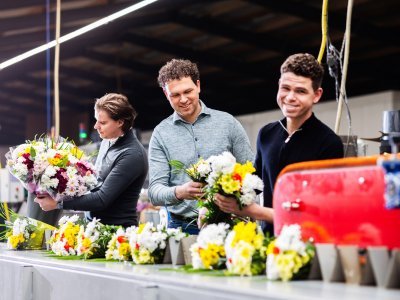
[
  {"left": 214, "top": 193, "right": 242, "bottom": 215},
  {"left": 34, "top": 194, "right": 58, "bottom": 211},
  {"left": 197, "top": 207, "right": 208, "bottom": 229},
  {"left": 175, "top": 181, "right": 205, "bottom": 200},
  {"left": 216, "top": 194, "right": 274, "bottom": 222}
]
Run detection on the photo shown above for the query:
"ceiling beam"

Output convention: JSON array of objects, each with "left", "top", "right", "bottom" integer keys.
[
  {"left": 123, "top": 32, "right": 273, "bottom": 80},
  {"left": 245, "top": 0, "right": 400, "bottom": 47},
  {"left": 58, "top": 51, "right": 274, "bottom": 101},
  {"left": 171, "top": 12, "right": 305, "bottom": 55}
]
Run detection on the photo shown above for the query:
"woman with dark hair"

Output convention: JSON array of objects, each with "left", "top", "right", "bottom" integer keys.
[{"left": 35, "top": 93, "right": 148, "bottom": 227}]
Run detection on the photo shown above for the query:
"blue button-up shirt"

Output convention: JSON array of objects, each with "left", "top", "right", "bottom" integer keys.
[{"left": 148, "top": 101, "right": 254, "bottom": 218}]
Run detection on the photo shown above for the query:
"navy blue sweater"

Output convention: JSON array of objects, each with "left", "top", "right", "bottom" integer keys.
[{"left": 255, "top": 114, "right": 343, "bottom": 233}]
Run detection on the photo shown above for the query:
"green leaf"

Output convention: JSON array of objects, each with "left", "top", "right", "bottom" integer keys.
[{"left": 30, "top": 146, "right": 36, "bottom": 159}]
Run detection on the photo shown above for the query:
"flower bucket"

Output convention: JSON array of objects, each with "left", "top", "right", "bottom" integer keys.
[
  {"left": 181, "top": 235, "right": 198, "bottom": 265},
  {"left": 315, "top": 243, "right": 345, "bottom": 282},
  {"left": 162, "top": 240, "right": 172, "bottom": 264},
  {"left": 168, "top": 238, "right": 185, "bottom": 265}
]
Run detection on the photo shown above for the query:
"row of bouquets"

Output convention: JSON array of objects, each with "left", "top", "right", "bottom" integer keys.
[{"left": 1, "top": 208, "right": 315, "bottom": 281}]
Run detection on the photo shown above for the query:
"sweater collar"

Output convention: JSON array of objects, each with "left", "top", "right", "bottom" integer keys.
[
  {"left": 280, "top": 113, "right": 317, "bottom": 131},
  {"left": 105, "top": 129, "right": 134, "bottom": 147}
]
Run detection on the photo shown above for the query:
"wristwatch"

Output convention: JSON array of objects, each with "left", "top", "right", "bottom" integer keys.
[{"left": 56, "top": 200, "right": 63, "bottom": 210}]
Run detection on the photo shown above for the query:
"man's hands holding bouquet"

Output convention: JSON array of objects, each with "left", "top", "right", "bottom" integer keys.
[
  {"left": 170, "top": 152, "right": 263, "bottom": 228},
  {"left": 174, "top": 181, "right": 205, "bottom": 201}
]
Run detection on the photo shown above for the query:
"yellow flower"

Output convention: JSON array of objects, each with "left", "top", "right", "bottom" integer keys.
[
  {"left": 8, "top": 233, "right": 25, "bottom": 249},
  {"left": 239, "top": 243, "right": 253, "bottom": 259},
  {"left": 105, "top": 236, "right": 118, "bottom": 260},
  {"left": 138, "top": 223, "right": 146, "bottom": 234},
  {"left": 118, "top": 243, "right": 131, "bottom": 260},
  {"left": 138, "top": 249, "right": 153, "bottom": 264},
  {"left": 266, "top": 240, "right": 276, "bottom": 255},
  {"left": 232, "top": 222, "right": 257, "bottom": 246},
  {"left": 18, "top": 146, "right": 31, "bottom": 157},
  {"left": 70, "top": 146, "right": 83, "bottom": 159},
  {"left": 48, "top": 150, "right": 69, "bottom": 167},
  {"left": 233, "top": 162, "right": 255, "bottom": 183},
  {"left": 218, "top": 174, "right": 240, "bottom": 194},
  {"left": 199, "top": 243, "right": 223, "bottom": 269},
  {"left": 82, "top": 237, "right": 92, "bottom": 249},
  {"left": 63, "top": 223, "right": 80, "bottom": 248},
  {"left": 253, "top": 233, "right": 264, "bottom": 250},
  {"left": 275, "top": 252, "right": 302, "bottom": 281}
]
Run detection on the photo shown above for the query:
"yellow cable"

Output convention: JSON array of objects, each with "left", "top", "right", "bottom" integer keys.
[
  {"left": 4, "top": 203, "right": 10, "bottom": 221},
  {"left": 317, "top": 0, "right": 328, "bottom": 63},
  {"left": 0, "top": 161, "right": 8, "bottom": 221}
]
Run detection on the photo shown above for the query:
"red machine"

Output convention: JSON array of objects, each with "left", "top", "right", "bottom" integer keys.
[{"left": 273, "top": 158, "right": 400, "bottom": 249}]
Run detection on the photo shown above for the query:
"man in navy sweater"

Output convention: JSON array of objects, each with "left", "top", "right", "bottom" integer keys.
[{"left": 215, "top": 53, "right": 343, "bottom": 234}]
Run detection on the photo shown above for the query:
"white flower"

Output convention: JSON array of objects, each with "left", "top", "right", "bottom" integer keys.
[
  {"left": 196, "top": 223, "right": 229, "bottom": 248},
  {"left": 275, "top": 224, "right": 306, "bottom": 255},
  {"left": 207, "top": 151, "right": 236, "bottom": 174},
  {"left": 241, "top": 174, "right": 264, "bottom": 194},
  {"left": 13, "top": 162, "right": 28, "bottom": 178},
  {"left": 239, "top": 190, "right": 256, "bottom": 206},
  {"left": 226, "top": 240, "right": 254, "bottom": 276},
  {"left": 224, "top": 230, "right": 235, "bottom": 260},
  {"left": 58, "top": 214, "right": 80, "bottom": 226},
  {"left": 266, "top": 254, "right": 280, "bottom": 280},
  {"left": 197, "top": 161, "right": 211, "bottom": 177},
  {"left": 190, "top": 244, "right": 203, "bottom": 269},
  {"left": 166, "top": 228, "right": 187, "bottom": 241},
  {"left": 32, "top": 153, "right": 49, "bottom": 175}
]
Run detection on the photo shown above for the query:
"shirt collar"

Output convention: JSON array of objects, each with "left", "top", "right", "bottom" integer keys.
[
  {"left": 280, "top": 113, "right": 316, "bottom": 130},
  {"left": 172, "top": 100, "right": 211, "bottom": 124}
]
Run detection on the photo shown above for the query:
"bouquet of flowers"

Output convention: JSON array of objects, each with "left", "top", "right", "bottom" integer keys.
[
  {"left": 0, "top": 204, "right": 56, "bottom": 250},
  {"left": 129, "top": 223, "right": 168, "bottom": 264},
  {"left": 76, "top": 218, "right": 119, "bottom": 259},
  {"left": 190, "top": 223, "right": 229, "bottom": 269},
  {"left": 202, "top": 152, "right": 263, "bottom": 225},
  {"left": 105, "top": 227, "right": 132, "bottom": 261},
  {"left": 266, "top": 224, "right": 315, "bottom": 281},
  {"left": 170, "top": 152, "right": 263, "bottom": 225},
  {"left": 48, "top": 215, "right": 82, "bottom": 256},
  {"left": 6, "top": 136, "right": 97, "bottom": 200},
  {"left": 224, "top": 221, "right": 268, "bottom": 276},
  {"left": 169, "top": 158, "right": 212, "bottom": 183}
]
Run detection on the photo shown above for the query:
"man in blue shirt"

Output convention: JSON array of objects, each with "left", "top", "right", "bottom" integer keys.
[{"left": 148, "top": 59, "right": 254, "bottom": 234}]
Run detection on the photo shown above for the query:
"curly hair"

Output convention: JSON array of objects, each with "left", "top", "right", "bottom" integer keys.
[
  {"left": 280, "top": 53, "right": 324, "bottom": 91},
  {"left": 157, "top": 59, "right": 200, "bottom": 87},
  {"left": 95, "top": 93, "right": 137, "bottom": 133}
]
